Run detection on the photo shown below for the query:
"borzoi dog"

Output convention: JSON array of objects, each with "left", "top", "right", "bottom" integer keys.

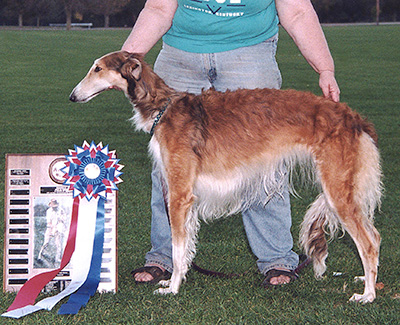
[{"left": 70, "top": 51, "right": 382, "bottom": 303}]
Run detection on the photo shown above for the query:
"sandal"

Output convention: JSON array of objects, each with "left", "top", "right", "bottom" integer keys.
[
  {"left": 131, "top": 266, "right": 171, "bottom": 285},
  {"left": 262, "top": 269, "right": 299, "bottom": 287}
]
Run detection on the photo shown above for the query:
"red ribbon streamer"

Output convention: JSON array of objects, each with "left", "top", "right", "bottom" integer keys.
[{"left": 7, "top": 197, "right": 80, "bottom": 311}]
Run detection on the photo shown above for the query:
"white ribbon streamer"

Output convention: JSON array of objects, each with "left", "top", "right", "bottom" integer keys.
[{"left": 2, "top": 198, "right": 98, "bottom": 319}]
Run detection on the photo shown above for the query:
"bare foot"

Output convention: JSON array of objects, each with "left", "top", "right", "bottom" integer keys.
[
  {"left": 268, "top": 268, "right": 292, "bottom": 285},
  {"left": 262, "top": 268, "right": 298, "bottom": 287},
  {"left": 134, "top": 264, "right": 166, "bottom": 283}
]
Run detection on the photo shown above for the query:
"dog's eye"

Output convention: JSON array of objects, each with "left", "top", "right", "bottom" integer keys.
[{"left": 94, "top": 66, "right": 102, "bottom": 73}]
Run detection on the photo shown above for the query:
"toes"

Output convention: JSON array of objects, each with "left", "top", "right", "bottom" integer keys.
[
  {"left": 269, "top": 275, "right": 291, "bottom": 285},
  {"left": 135, "top": 272, "right": 154, "bottom": 282}
]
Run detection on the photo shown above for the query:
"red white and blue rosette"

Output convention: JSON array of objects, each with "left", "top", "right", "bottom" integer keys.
[
  {"left": 3, "top": 141, "right": 123, "bottom": 318},
  {"left": 63, "top": 140, "right": 123, "bottom": 200}
]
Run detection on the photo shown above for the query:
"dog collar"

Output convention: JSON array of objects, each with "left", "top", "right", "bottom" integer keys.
[{"left": 150, "top": 98, "right": 171, "bottom": 136}]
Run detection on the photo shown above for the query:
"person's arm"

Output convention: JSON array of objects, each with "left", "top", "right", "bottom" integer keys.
[
  {"left": 276, "top": 0, "right": 340, "bottom": 102},
  {"left": 121, "top": 0, "right": 178, "bottom": 55}
]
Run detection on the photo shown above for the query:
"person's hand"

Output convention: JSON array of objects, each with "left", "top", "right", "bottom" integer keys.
[{"left": 319, "top": 70, "right": 340, "bottom": 102}]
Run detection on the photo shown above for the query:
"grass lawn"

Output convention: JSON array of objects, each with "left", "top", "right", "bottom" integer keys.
[{"left": 0, "top": 25, "right": 399, "bottom": 323}]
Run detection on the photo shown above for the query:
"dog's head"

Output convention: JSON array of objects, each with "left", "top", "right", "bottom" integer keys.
[{"left": 69, "top": 51, "right": 147, "bottom": 103}]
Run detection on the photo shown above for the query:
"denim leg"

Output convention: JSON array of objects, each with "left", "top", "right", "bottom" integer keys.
[
  {"left": 153, "top": 43, "right": 211, "bottom": 95},
  {"left": 213, "top": 35, "right": 282, "bottom": 91},
  {"left": 142, "top": 48, "right": 209, "bottom": 270},
  {"left": 144, "top": 165, "right": 173, "bottom": 273},
  {"left": 212, "top": 35, "right": 298, "bottom": 273},
  {"left": 242, "top": 188, "right": 299, "bottom": 274}
]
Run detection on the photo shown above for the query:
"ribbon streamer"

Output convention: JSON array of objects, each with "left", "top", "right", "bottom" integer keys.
[
  {"left": 58, "top": 198, "right": 105, "bottom": 314},
  {"left": 3, "top": 197, "right": 80, "bottom": 315},
  {"left": 2, "top": 141, "right": 122, "bottom": 318},
  {"left": 2, "top": 198, "right": 98, "bottom": 318}
]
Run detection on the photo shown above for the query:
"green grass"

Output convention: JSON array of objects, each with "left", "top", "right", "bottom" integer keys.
[{"left": 0, "top": 25, "right": 399, "bottom": 323}]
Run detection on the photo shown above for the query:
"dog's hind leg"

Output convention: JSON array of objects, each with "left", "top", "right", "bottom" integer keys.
[
  {"left": 302, "top": 183, "right": 380, "bottom": 303},
  {"left": 344, "top": 213, "right": 380, "bottom": 303},
  {"left": 303, "top": 133, "right": 381, "bottom": 303},
  {"left": 327, "top": 192, "right": 380, "bottom": 303},
  {"left": 341, "top": 135, "right": 381, "bottom": 303}
]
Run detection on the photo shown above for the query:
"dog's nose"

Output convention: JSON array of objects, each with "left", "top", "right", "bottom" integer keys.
[{"left": 69, "top": 93, "right": 77, "bottom": 102}]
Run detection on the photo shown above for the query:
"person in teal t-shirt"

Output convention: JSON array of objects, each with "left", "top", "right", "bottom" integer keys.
[
  {"left": 124, "top": 0, "right": 340, "bottom": 287},
  {"left": 163, "top": 0, "right": 280, "bottom": 53}
]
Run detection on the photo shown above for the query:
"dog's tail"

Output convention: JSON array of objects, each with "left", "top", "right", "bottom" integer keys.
[
  {"left": 299, "top": 193, "right": 338, "bottom": 277},
  {"left": 299, "top": 128, "right": 383, "bottom": 278}
]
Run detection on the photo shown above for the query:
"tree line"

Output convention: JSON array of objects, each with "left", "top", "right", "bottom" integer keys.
[
  {"left": 0, "top": 0, "right": 399, "bottom": 28},
  {"left": 0, "top": 0, "right": 146, "bottom": 28}
]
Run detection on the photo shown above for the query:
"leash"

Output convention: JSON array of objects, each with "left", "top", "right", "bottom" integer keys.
[
  {"left": 150, "top": 98, "right": 171, "bottom": 136},
  {"left": 192, "top": 255, "right": 311, "bottom": 279},
  {"left": 191, "top": 262, "right": 248, "bottom": 279},
  {"left": 294, "top": 255, "right": 312, "bottom": 274}
]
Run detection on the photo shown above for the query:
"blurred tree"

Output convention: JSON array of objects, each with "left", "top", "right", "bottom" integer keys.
[
  {"left": 32, "top": 0, "right": 58, "bottom": 26},
  {"left": 84, "top": 0, "right": 130, "bottom": 27},
  {"left": 62, "top": 0, "right": 84, "bottom": 29},
  {"left": 1, "top": 0, "right": 399, "bottom": 27},
  {"left": 312, "top": 0, "right": 377, "bottom": 23},
  {"left": 382, "top": 0, "right": 400, "bottom": 21},
  {"left": 123, "top": 0, "right": 146, "bottom": 26},
  {"left": 3, "top": 0, "right": 35, "bottom": 26}
]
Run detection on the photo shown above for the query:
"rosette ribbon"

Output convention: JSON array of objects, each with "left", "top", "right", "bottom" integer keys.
[{"left": 3, "top": 141, "right": 123, "bottom": 318}]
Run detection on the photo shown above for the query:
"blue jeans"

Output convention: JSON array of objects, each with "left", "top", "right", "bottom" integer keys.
[{"left": 145, "top": 35, "right": 299, "bottom": 275}]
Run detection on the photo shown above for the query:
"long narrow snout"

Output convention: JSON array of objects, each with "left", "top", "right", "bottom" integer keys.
[
  {"left": 68, "top": 80, "right": 108, "bottom": 103},
  {"left": 69, "top": 71, "right": 128, "bottom": 103},
  {"left": 68, "top": 80, "right": 94, "bottom": 103},
  {"left": 68, "top": 86, "right": 90, "bottom": 103}
]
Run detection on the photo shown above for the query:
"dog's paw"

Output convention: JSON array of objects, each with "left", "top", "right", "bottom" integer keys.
[
  {"left": 158, "top": 279, "right": 171, "bottom": 287},
  {"left": 353, "top": 275, "right": 366, "bottom": 283},
  {"left": 349, "top": 293, "right": 375, "bottom": 303},
  {"left": 154, "top": 287, "right": 178, "bottom": 295}
]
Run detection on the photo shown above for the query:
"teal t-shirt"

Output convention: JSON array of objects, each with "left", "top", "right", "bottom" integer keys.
[{"left": 163, "top": 0, "right": 279, "bottom": 53}]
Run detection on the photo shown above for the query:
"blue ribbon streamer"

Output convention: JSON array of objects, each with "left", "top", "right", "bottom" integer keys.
[{"left": 58, "top": 198, "right": 105, "bottom": 315}]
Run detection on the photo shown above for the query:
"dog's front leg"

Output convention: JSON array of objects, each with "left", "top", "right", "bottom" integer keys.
[{"left": 156, "top": 185, "right": 194, "bottom": 295}]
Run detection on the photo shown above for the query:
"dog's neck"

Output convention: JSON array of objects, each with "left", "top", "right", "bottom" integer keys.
[
  {"left": 127, "top": 68, "right": 177, "bottom": 134},
  {"left": 150, "top": 98, "right": 171, "bottom": 136}
]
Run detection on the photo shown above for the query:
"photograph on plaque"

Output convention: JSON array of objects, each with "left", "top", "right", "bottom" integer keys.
[
  {"left": 33, "top": 197, "right": 72, "bottom": 269},
  {"left": 4, "top": 154, "right": 118, "bottom": 295}
]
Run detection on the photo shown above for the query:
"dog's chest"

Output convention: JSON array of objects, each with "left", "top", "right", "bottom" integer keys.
[
  {"left": 132, "top": 108, "right": 153, "bottom": 133},
  {"left": 149, "top": 137, "right": 162, "bottom": 167}
]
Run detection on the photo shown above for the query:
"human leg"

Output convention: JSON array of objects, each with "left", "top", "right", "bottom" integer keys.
[
  {"left": 211, "top": 35, "right": 299, "bottom": 283},
  {"left": 241, "top": 188, "right": 299, "bottom": 277},
  {"left": 134, "top": 45, "right": 211, "bottom": 282},
  {"left": 135, "top": 35, "right": 298, "bottom": 285},
  {"left": 133, "top": 165, "right": 173, "bottom": 282}
]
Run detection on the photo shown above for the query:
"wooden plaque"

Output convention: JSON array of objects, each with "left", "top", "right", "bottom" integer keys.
[{"left": 3, "top": 154, "right": 118, "bottom": 293}]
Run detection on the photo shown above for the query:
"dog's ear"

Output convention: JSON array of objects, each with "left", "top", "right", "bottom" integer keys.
[{"left": 121, "top": 56, "right": 142, "bottom": 81}]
